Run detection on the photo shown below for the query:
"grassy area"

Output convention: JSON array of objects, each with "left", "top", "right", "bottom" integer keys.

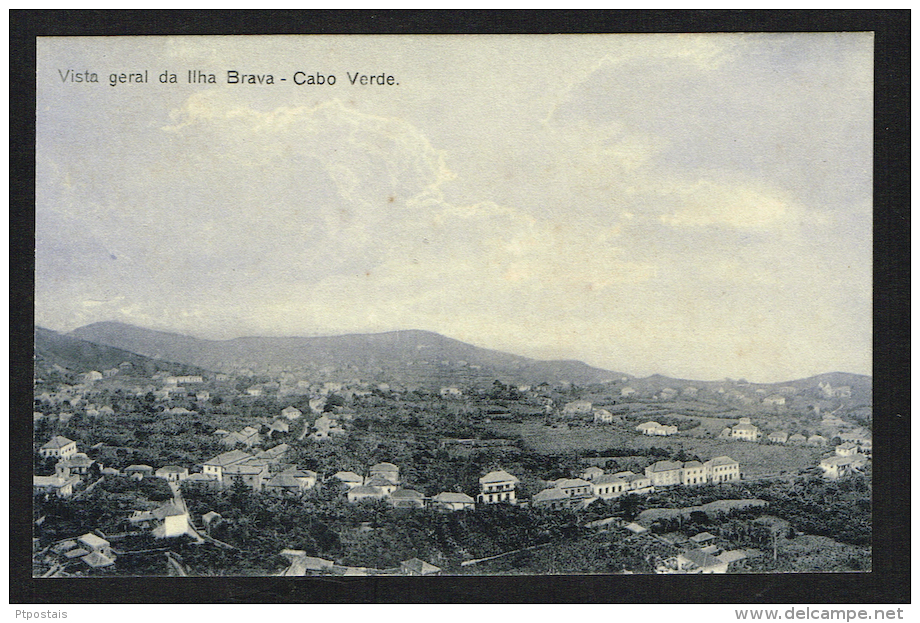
[
  {"left": 487, "top": 417, "right": 824, "bottom": 477},
  {"left": 775, "top": 534, "right": 870, "bottom": 572}
]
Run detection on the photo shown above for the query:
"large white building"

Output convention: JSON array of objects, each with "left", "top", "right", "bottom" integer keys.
[
  {"left": 731, "top": 418, "right": 760, "bottom": 441},
  {"left": 40, "top": 435, "right": 78, "bottom": 459},
  {"left": 645, "top": 457, "right": 741, "bottom": 487},
  {"left": 477, "top": 469, "right": 519, "bottom": 504}
]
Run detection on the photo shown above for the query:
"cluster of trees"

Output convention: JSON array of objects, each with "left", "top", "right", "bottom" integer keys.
[
  {"left": 174, "top": 483, "right": 593, "bottom": 574},
  {"left": 33, "top": 475, "right": 173, "bottom": 544}
]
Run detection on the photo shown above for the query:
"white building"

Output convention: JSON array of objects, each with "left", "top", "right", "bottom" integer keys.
[
  {"left": 40, "top": 435, "right": 78, "bottom": 459},
  {"left": 477, "top": 469, "right": 519, "bottom": 504}
]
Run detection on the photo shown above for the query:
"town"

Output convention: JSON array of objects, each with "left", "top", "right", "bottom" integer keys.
[{"left": 32, "top": 327, "right": 872, "bottom": 577}]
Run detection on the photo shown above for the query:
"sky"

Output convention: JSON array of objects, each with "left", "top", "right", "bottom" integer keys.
[{"left": 35, "top": 34, "right": 873, "bottom": 383}]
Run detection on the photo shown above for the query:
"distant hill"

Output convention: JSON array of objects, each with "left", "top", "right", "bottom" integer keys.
[
  {"left": 624, "top": 371, "right": 871, "bottom": 405},
  {"left": 68, "top": 321, "right": 625, "bottom": 386},
  {"left": 34, "top": 326, "right": 209, "bottom": 379}
]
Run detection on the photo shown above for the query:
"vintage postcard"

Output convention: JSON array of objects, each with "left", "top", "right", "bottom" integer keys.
[{"left": 32, "top": 33, "right": 873, "bottom": 579}]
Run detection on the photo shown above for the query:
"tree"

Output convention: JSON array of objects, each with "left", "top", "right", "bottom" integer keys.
[{"left": 230, "top": 475, "right": 250, "bottom": 508}]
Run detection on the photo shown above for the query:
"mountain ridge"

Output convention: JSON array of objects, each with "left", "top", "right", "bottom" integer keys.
[
  {"left": 62, "top": 321, "right": 871, "bottom": 390},
  {"left": 66, "top": 321, "right": 626, "bottom": 386}
]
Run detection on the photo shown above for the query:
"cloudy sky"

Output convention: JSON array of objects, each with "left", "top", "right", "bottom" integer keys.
[{"left": 36, "top": 34, "right": 872, "bottom": 382}]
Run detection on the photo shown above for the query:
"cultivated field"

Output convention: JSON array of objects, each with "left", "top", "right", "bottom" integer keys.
[{"left": 486, "top": 418, "right": 825, "bottom": 478}]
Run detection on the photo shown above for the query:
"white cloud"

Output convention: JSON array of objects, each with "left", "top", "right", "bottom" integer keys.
[{"left": 657, "top": 179, "right": 796, "bottom": 230}]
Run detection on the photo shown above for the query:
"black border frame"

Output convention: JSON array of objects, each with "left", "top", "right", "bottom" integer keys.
[{"left": 10, "top": 10, "right": 909, "bottom": 604}]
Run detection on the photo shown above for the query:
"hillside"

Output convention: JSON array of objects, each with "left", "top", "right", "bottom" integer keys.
[
  {"left": 622, "top": 372, "right": 871, "bottom": 403},
  {"left": 68, "top": 321, "right": 625, "bottom": 386},
  {"left": 34, "top": 326, "right": 210, "bottom": 379}
]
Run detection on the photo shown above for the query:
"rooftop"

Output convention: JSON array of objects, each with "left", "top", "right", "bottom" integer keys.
[
  {"left": 42, "top": 435, "right": 75, "bottom": 449},
  {"left": 480, "top": 469, "right": 519, "bottom": 484}
]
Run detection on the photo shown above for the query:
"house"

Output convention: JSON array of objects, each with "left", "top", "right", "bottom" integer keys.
[
  {"left": 40, "top": 436, "right": 78, "bottom": 459},
  {"left": 581, "top": 466, "right": 605, "bottom": 481},
  {"left": 281, "top": 406, "right": 303, "bottom": 420},
  {"left": 124, "top": 464, "right": 154, "bottom": 480},
  {"left": 768, "top": 431, "right": 789, "bottom": 444},
  {"left": 388, "top": 488, "right": 425, "bottom": 508},
  {"left": 562, "top": 400, "right": 593, "bottom": 416},
  {"left": 659, "top": 387, "right": 678, "bottom": 400},
  {"left": 731, "top": 420, "right": 760, "bottom": 441},
  {"left": 836, "top": 442, "right": 860, "bottom": 457},
  {"left": 33, "top": 475, "right": 79, "bottom": 498},
  {"left": 819, "top": 455, "right": 868, "bottom": 480},
  {"left": 615, "top": 471, "right": 654, "bottom": 494},
  {"left": 220, "top": 428, "right": 261, "bottom": 448},
  {"left": 683, "top": 386, "right": 699, "bottom": 397},
  {"left": 77, "top": 533, "right": 115, "bottom": 568},
  {"left": 788, "top": 433, "right": 807, "bottom": 444},
  {"left": 624, "top": 522, "right": 648, "bottom": 534},
  {"left": 332, "top": 471, "right": 365, "bottom": 489},
  {"left": 363, "top": 475, "right": 398, "bottom": 495},
  {"left": 645, "top": 461, "right": 684, "bottom": 487},
  {"left": 838, "top": 431, "right": 872, "bottom": 452},
  {"left": 254, "top": 443, "right": 290, "bottom": 464},
  {"left": 675, "top": 549, "right": 728, "bottom": 574},
  {"left": 136, "top": 504, "right": 187, "bottom": 538},
  {"left": 166, "top": 375, "right": 203, "bottom": 385},
  {"left": 279, "top": 467, "right": 317, "bottom": 490},
  {"left": 591, "top": 474, "right": 630, "bottom": 499},
  {"left": 807, "top": 434, "right": 828, "bottom": 447},
  {"left": 431, "top": 492, "right": 475, "bottom": 511},
  {"left": 55, "top": 453, "right": 95, "bottom": 479},
  {"left": 593, "top": 409, "right": 615, "bottom": 424},
  {"left": 195, "top": 391, "right": 210, "bottom": 402},
  {"left": 202, "top": 450, "right": 252, "bottom": 481},
  {"left": 620, "top": 387, "right": 636, "bottom": 397},
  {"left": 347, "top": 485, "right": 388, "bottom": 503},
  {"left": 552, "top": 478, "right": 592, "bottom": 497},
  {"left": 763, "top": 395, "right": 786, "bottom": 407},
  {"left": 311, "top": 415, "right": 346, "bottom": 440},
  {"left": 280, "top": 550, "right": 335, "bottom": 576},
  {"left": 82, "top": 370, "right": 104, "bottom": 383},
  {"left": 200, "top": 511, "right": 223, "bottom": 536},
  {"left": 477, "top": 469, "right": 519, "bottom": 504},
  {"left": 268, "top": 419, "right": 290, "bottom": 434},
  {"left": 689, "top": 531, "right": 716, "bottom": 545},
  {"left": 819, "top": 382, "right": 851, "bottom": 399},
  {"left": 222, "top": 462, "right": 268, "bottom": 492},
  {"left": 369, "top": 462, "right": 400, "bottom": 484},
  {"left": 532, "top": 487, "right": 570, "bottom": 510},
  {"left": 834, "top": 442, "right": 860, "bottom": 456},
  {"left": 704, "top": 456, "right": 741, "bottom": 483},
  {"left": 155, "top": 465, "right": 189, "bottom": 482},
  {"left": 183, "top": 473, "right": 219, "bottom": 491},
  {"left": 681, "top": 461, "right": 706, "bottom": 485},
  {"left": 264, "top": 472, "right": 313, "bottom": 496},
  {"left": 636, "top": 421, "right": 677, "bottom": 436},
  {"left": 148, "top": 502, "right": 193, "bottom": 538},
  {"left": 715, "top": 549, "right": 748, "bottom": 572},
  {"left": 439, "top": 386, "right": 463, "bottom": 399},
  {"left": 401, "top": 558, "right": 442, "bottom": 576}
]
